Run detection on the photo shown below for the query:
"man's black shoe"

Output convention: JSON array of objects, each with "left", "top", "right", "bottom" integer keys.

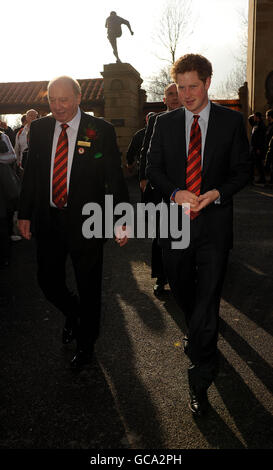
[
  {"left": 188, "top": 388, "right": 208, "bottom": 416},
  {"left": 70, "top": 350, "right": 93, "bottom": 370}
]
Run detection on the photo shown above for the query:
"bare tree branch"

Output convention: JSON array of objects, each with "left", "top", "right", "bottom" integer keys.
[
  {"left": 147, "top": 0, "right": 195, "bottom": 100},
  {"left": 213, "top": 6, "right": 248, "bottom": 99}
]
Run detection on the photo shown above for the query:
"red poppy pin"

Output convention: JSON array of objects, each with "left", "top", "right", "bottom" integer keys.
[{"left": 83, "top": 124, "right": 98, "bottom": 142}]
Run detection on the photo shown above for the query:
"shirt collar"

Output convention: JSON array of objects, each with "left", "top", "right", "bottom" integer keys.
[
  {"left": 56, "top": 107, "right": 81, "bottom": 130},
  {"left": 185, "top": 100, "right": 211, "bottom": 123}
]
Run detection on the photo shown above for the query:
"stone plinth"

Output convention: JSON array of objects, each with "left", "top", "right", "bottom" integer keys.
[{"left": 101, "top": 63, "right": 144, "bottom": 167}]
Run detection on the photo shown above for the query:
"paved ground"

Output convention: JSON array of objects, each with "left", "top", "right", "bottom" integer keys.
[{"left": 0, "top": 176, "right": 273, "bottom": 451}]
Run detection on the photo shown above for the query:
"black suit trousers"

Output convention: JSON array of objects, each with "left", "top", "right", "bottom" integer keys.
[
  {"left": 36, "top": 208, "right": 103, "bottom": 351},
  {"left": 162, "top": 215, "right": 229, "bottom": 370}
]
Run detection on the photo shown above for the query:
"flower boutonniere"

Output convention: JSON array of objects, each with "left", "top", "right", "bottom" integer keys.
[
  {"left": 83, "top": 123, "right": 98, "bottom": 142},
  {"left": 77, "top": 124, "right": 99, "bottom": 155},
  {"left": 77, "top": 122, "right": 99, "bottom": 155}
]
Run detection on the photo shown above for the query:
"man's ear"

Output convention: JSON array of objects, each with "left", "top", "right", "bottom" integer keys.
[{"left": 205, "top": 77, "right": 211, "bottom": 92}]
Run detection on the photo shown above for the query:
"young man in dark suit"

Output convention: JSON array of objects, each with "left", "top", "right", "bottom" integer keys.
[
  {"left": 18, "top": 76, "right": 129, "bottom": 370},
  {"left": 146, "top": 54, "right": 251, "bottom": 415}
]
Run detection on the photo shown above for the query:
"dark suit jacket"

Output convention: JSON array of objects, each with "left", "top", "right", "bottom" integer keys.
[
  {"left": 139, "top": 112, "right": 165, "bottom": 181},
  {"left": 18, "top": 111, "right": 129, "bottom": 250},
  {"left": 126, "top": 127, "right": 145, "bottom": 165},
  {"left": 146, "top": 103, "right": 251, "bottom": 249},
  {"left": 139, "top": 112, "right": 166, "bottom": 205}
]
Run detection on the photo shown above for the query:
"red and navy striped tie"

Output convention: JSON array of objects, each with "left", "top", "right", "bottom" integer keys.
[
  {"left": 52, "top": 123, "right": 69, "bottom": 208},
  {"left": 186, "top": 115, "right": 201, "bottom": 220}
]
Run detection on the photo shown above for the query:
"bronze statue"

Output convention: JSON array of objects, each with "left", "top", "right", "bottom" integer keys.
[{"left": 105, "top": 11, "right": 134, "bottom": 63}]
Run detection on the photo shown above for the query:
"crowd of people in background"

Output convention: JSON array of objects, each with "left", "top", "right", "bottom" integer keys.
[{"left": 0, "top": 109, "right": 39, "bottom": 267}]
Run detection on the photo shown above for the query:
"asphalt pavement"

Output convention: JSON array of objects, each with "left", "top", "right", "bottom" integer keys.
[{"left": 0, "top": 176, "right": 272, "bottom": 452}]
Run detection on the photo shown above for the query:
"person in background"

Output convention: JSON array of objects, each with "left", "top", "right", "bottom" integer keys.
[
  {"left": 14, "top": 114, "right": 27, "bottom": 135},
  {"left": 250, "top": 111, "right": 266, "bottom": 185},
  {"left": 14, "top": 109, "right": 38, "bottom": 170},
  {"left": 0, "top": 131, "right": 17, "bottom": 267},
  {"left": 139, "top": 83, "right": 181, "bottom": 296},
  {"left": 0, "top": 119, "right": 16, "bottom": 147},
  {"left": 126, "top": 112, "right": 154, "bottom": 174}
]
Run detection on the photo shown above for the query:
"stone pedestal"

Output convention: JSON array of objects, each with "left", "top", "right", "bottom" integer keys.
[
  {"left": 101, "top": 63, "right": 144, "bottom": 168},
  {"left": 247, "top": 0, "right": 273, "bottom": 116}
]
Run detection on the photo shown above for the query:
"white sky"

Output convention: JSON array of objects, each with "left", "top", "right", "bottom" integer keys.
[{"left": 2, "top": 0, "right": 248, "bottom": 125}]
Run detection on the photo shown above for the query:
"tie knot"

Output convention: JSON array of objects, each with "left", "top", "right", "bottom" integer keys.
[
  {"left": 193, "top": 115, "right": 200, "bottom": 122},
  {"left": 61, "top": 123, "right": 69, "bottom": 131}
]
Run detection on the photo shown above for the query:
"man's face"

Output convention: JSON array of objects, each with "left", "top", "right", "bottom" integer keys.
[
  {"left": 176, "top": 71, "right": 211, "bottom": 114},
  {"left": 48, "top": 81, "right": 81, "bottom": 123},
  {"left": 26, "top": 111, "right": 38, "bottom": 125},
  {"left": 163, "top": 84, "right": 180, "bottom": 111}
]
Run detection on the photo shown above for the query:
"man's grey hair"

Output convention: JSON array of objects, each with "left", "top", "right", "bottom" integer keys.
[{"left": 47, "top": 76, "right": 81, "bottom": 96}]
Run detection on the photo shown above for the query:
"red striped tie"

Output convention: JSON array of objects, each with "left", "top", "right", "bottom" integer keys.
[
  {"left": 186, "top": 115, "right": 201, "bottom": 220},
  {"left": 52, "top": 123, "right": 69, "bottom": 208}
]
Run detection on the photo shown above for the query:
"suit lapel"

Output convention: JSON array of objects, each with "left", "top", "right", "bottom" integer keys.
[
  {"left": 68, "top": 111, "right": 97, "bottom": 202},
  {"left": 44, "top": 117, "right": 56, "bottom": 163},
  {"left": 202, "top": 102, "right": 218, "bottom": 180},
  {"left": 41, "top": 117, "right": 55, "bottom": 203}
]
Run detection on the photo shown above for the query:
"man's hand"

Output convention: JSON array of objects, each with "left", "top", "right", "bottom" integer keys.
[
  {"left": 140, "top": 179, "right": 147, "bottom": 192},
  {"left": 174, "top": 189, "right": 220, "bottom": 212},
  {"left": 18, "top": 219, "right": 31, "bottom": 240},
  {"left": 174, "top": 190, "right": 200, "bottom": 211},
  {"left": 198, "top": 190, "right": 220, "bottom": 210},
  {"left": 115, "top": 225, "right": 130, "bottom": 247}
]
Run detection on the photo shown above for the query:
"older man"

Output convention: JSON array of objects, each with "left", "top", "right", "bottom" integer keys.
[{"left": 18, "top": 76, "right": 129, "bottom": 370}]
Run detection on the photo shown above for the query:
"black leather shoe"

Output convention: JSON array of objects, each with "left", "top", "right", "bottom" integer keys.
[
  {"left": 70, "top": 350, "right": 93, "bottom": 370},
  {"left": 188, "top": 388, "right": 208, "bottom": 416}
]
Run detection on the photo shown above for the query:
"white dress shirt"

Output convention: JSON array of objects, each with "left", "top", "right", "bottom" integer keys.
[
  {"left": 50, "top": 107, "right": 81, "bottom": 207},
  {"left": 185, "top": 100, "right": 211, "bottom": 168},
  {"left": 14, "top": 125, "right": 29, "bottom": 165}
]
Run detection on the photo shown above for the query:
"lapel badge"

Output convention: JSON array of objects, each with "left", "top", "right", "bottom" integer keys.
[
  {"left": 78, "top": 147, "right": 85, "bottom": 155},
  {"left": 77, "top": 140, "right": 91, "bottom": 147}
]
